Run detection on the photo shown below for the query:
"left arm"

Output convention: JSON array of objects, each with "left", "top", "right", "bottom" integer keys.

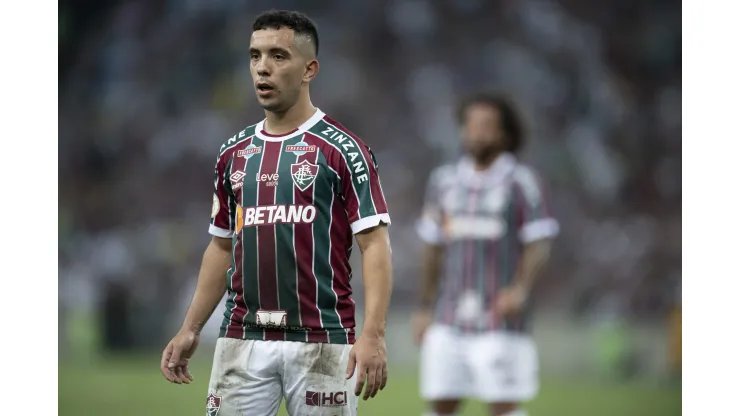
[
  {"left": 497, "top": 167, "right": 559, "bottom": 316},
  {"left": 355, "top": 224, "right": 393, "bottom": 339},
  {"left": 328, "top": 137, "right": 392, "bottom": 400},
  {"left": 509, "top": 239, "right": 552, "bottom": 301}
]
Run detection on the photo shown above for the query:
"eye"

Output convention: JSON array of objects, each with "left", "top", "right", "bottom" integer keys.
[
  {"left": 250, "top": 53, "right": 259, "bottom": 61},
  {"left": 274, "top": 54, "right": 285, "bottom": 61}
]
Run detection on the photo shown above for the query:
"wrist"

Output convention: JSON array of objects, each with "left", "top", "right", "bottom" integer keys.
[
  {"left": 361, "top": 324, "right": 386, "bottom": 339},
  {"left": 180, "top": 322, "right": 202, "bottom": 336},
  {"left": 510, "top": 283, "right": 530, "bottom": 301}
]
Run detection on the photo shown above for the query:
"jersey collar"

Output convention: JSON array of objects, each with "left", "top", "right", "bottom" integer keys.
[
  {"left": 457, "top": 152, "right": 517, "bottom": 185},
  {"left": 254, "top": 108, "right": 325, "bottom": 142}
]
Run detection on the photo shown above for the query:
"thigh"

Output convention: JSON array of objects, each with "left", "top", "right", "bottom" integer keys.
[
  {"left": 420, "top": 325, "right": 471, "bottom": 401},
  {"left": 207, "top": 338, "right": 283, "bottom": 416},
  {"left": 467, "top": 332, "right": 539, "bottom": 404},
  {"left": 283, "top": 341, "right": 358, "bottom": 416}
]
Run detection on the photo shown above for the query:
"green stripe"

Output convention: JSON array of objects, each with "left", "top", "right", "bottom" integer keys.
[
  {"left": 500, "top": 199, "right": 515, "bottom": 331},
  {"left": 275, "top": 137, "right": 304, "bottom": 342},
  {"left": 312, "top": 151, "right": 344, "bottom": 342},
  {"left": 241, "top": 138, "right": 264, "bottom": 329}
]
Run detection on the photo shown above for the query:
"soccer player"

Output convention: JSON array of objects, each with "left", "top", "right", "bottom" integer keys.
[
  {"left": 159, "top": 10, "right": 393, "bottom": 416},
  {"left": 412, "top": 93, "right": 559, "bottom": 416}
]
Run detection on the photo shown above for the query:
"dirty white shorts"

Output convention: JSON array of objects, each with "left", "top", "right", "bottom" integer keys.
[{"left": 206, "top": 338, "right": 358, "bottom": 415}]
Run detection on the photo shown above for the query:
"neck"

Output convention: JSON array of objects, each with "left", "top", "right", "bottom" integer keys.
[
  {"left": 263, "top": 92, "right": 316, "bottom": 135},
  {"left": 473, "top": 150, "right": 502, "bottom": 171}
]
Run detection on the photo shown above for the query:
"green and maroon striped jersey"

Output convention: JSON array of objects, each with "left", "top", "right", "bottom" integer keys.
[
  {"left": 209, "top": 109, "right": 390, "bottom": 344},
  {"left": 416, "top": 153, "right": 558, "bottom": 333}
]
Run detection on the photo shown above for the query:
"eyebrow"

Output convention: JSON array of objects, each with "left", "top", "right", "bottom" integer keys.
[{"left": 249, "top": 46, "right": 292, "bottom": 56}]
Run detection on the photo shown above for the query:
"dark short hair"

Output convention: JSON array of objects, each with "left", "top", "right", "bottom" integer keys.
[
  {"left": 252, "top": 10, "right": 319, "bottom": 57},
  {"left": 456, "top": 92, "right": 525, "bottom": 153}
]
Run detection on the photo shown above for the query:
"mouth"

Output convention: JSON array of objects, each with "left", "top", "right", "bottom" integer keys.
[{"left": 256, "top": 82, "right": 275, "bottom": 96}]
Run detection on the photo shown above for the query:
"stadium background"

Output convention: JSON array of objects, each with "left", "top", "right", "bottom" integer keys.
[{"left": 58, "top": 0, "right": 681, "bottom": 414}]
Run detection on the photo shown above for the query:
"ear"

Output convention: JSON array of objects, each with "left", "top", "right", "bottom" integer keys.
[{"left": 303, "top": 59, "right": 319, "bottom": 83}]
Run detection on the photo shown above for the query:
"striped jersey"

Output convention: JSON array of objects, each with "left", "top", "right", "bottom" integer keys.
[
  {"left": 416, "top": 153, "right": 558, "bottom": 333},
  {"left": 209, "top": 109, "right": 391, "bottom": 344}
]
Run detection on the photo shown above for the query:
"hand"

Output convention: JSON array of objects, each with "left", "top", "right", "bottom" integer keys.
[
  {"left": 346, "top": 334, "right": 388, "bottom": 400},
  {"left": 494, "top": 285, "right": 528, "bottom": 320},
  {"left": 411, "top": 308, "right": 433, "bottom": 346},
  {"left": 161, "top": 329, "right": 199, "bottom": 384}
]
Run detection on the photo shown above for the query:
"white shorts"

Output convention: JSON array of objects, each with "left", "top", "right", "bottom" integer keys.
[
  {"left": 206, "top": 338, "right": 358, "bottom": 416},
  {"left": 420, "top": 324, "right": 539, "bottom": 403}
]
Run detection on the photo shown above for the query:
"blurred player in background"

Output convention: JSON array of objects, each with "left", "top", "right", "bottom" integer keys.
[
  {"left": 412, "top": 93, "right": 559, "bottom": 416},
  {"left": 160, "top": 10, "right": 393, "bottom": 416}
]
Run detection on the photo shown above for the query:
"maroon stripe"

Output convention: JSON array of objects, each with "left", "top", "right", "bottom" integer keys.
[
  {"left": 463, "top": 184, "right": 483, "bottom": 333},
  {"left": 257, "top": 141, "right": 282, "bottom": 341},
  {"left": 292, "top": 143, "right": 327, "bottom": 343},
  {"left": 330, "top": 193, "right": 355, "bottom": 338},
  {"left": 226, "top": 237, "right": 245, "bottom": 338},
  {"left": 224, "top": 137, "right": 255, "bottom": 338},
  {"left": 486, "top": 239, "right": 498, "bottom": 332}
]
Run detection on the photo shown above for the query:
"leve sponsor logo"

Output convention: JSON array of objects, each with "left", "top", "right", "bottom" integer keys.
[
  {"left": 235, "top": 204, "right": 317, "bottom": 232},
  {"left": 256, "top": 172, "right": 279, "bottom": 187}
]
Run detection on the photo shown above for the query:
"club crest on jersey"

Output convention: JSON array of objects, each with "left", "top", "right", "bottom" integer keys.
[
  {"left": 237, "top": 144, "right": 261, "bottom": 159},
  {"left": 291, "top": 160, "right": 319, "bottom": 191},
  {"left": 206, "top": 393, "right": 222, "bottom": 416},
  {"left": 285, "top": 141, "right": 316, "bottom": 156}
]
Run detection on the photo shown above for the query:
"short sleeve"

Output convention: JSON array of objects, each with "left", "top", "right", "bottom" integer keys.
[
  {"left": 512, "top": 166, "right": 559, "bottom": 243},
  {"left": 338, "top": 144, "right": 391, "bottom": 234},
  {"left": 208, "top": 153, "right": 236, "bottom": 238}
]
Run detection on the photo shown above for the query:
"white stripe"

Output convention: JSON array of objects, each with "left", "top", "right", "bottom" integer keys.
[
  {"left": 310, "top": 150, "right": 324, "bottom": 330},
  {"left": 208, "top": 224, "right": 233, "bottom": 238},
  {"left": 350, "top": 213, "right": 391, "bottom": 234},
  {"left": 327, "top": 190, "right": 347, "bottom": 341},
  {"left": 519, "top": 218, "right": 559, "bottom": 243}
]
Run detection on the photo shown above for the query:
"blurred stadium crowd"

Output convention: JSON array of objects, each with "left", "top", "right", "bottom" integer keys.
[{"left": 58, "top": 0, "right": 680, "bottom": 355}]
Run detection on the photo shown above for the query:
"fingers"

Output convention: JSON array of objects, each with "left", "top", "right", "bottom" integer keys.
[
  {"left": 353, "top": 362, "right": 367, "bottom": 397},
  {"left": 168, "top": 345, "right": 182, "bottom": 371},
  {"left": 368, "top": 366, "right": 384, "bottom": 399},
  {"left": 175, "top": 364, "right": 191, "bottom": 384},
  {"left": 379, "top": 364, "right": 388, "bottom": 391},
  {"left": 363, "top": 364, "right": 377, "bottom": 400},
  {"left": 183, "top": 365, "right": 194, "bottom": 383},
  {"left": 161, "top": 344, "right": 177, "bottom": 383},
  {"left": 345, "top": 350, "right": 357, "bottom": 379}
]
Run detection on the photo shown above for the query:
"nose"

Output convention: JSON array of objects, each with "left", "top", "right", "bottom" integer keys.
[{"left": 255, "top": 57, "right": 271, "bottom": 77}]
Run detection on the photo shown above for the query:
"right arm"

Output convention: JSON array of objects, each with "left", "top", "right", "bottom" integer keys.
[
  {"left": 179, "top": 236, "right": 231, "bottom": 334},
  {"left": 161, "top": 149, "right": 237, "bottom": 384}
]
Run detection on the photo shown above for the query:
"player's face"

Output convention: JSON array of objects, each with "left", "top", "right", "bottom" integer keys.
[
  {"left": 249, "top": 28, "right": 308, "bottom": 112},
  {"left": 461, "top": 103, "right": 505, "bottom": 159}
]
